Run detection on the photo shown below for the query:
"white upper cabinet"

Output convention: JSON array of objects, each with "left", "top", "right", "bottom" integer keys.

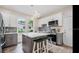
[
  {"left": 38, "top": 12, "right": 63, "bottom": 27},
  {"left": 62, "top": 6, "right": 72, "bottom": 47},
  {"left": 63, "top": 16, "right": 72, "bottom": 47},
  {"left": 1, "top": 11, "right": 10, "bottom": 27},
  {"left": 51, "top": 12, "right": 63, "bottom": 26},
  {"left": 63, "top": 6, "right": 72, "bottom": 18},
  {"left": 1, "top": 11, "right": 17, "bottom": 27},
  {"left": 9, "top": 14, "right": 17, "bottom": 27}
]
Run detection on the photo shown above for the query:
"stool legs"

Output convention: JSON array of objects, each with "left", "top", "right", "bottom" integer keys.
[
  {"left": 37, "top": 42, "right": 39, "bottom": 53},
  {"left": 33, "top": 39, "right": 49, "bottom": 53},
  {"left": 39, "top": 42, "right": 42, "bottom": 53},
  {"left": 42, "top": 40, "right": 46, "bottom": 53},
  {"left": 46, "top": 39, "right": 48, "bottom": 53},
  {"left": 49, "top": 38, "right": 53, "bottom": 44},
  {"left": 33, "top": 42, "right": 36, "bottom": 53},
  {"left": 48, "top": 38, "right": 54, "bottom": 50}
]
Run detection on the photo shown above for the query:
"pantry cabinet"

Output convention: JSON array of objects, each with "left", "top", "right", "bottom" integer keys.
[
  {"left": 63, "top": 6, "right": 72, "bottom": 47},
  {"left": 63, "top": 16, "right": 72, "bottom": 47},
  {"left": 63, "top": 7, "right": 72, "bottom": 18}
]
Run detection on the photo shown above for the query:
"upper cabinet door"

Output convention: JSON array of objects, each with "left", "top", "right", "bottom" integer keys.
[
  {"left": 2, "top": 12, "right": 10, "bottom": 27},
  {"left": 9, "top": 14, "right": 17, "bottom": 27},
  {"left": 51, "top": 12, "right": 63, "bottom": 26},
  {"left": 63, "top": 6, "right": 72, "bottom": 18},
  {"left": 2, "top": 11, "right": 17, "bottom": 27},
  {"left": 63, "top": 17, "right": 72, "bottom": 47}
]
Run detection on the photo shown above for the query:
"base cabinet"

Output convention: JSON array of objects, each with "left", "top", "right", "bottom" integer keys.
[
  {"left": 56, "top": 33, "right": 63, "bottom": 45},
  {"left": 22, "top": 35, "right": 33, "bottom": 53},
  {"left": 0, "top": 44, "right": 2, "bottom": 53},
  {"left": 0, "top": 37, "right": 2, "bottom": 53},
  {"left": 4, "top": 34, "right": 17, "bottom": 47}
]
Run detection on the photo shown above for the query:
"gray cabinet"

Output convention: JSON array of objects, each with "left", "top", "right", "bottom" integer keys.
[
  {"left": 22, "top": 35, "right": 33, "bottom": 53},
  {"left": 0, "top": 44, "right": 2, "bottom": 53},
  {"left": 56, "top": 33, "right": 63, "bottom": 45},
  {"left": 4, "top": 33, "right": 17, "bottom": 47},
  {"left": 0, "top": 38, "right": 2, "bottom": 53}
]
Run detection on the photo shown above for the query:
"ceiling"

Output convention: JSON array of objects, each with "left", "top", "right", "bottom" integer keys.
[{"left": 0, "top": 5, "right": 69, "bottom": 18}]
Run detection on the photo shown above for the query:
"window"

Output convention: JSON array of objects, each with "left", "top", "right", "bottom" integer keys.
[{"left": 17, "top": 18, "right": 25, "bottom": 33}]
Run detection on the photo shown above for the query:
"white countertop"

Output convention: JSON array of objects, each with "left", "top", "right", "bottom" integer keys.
[
  {"left": 22, "top": 32, "right": 56, "bottom": 38},
  {"left": 4, "top": 32, "right": 17, "bottom": 34}
]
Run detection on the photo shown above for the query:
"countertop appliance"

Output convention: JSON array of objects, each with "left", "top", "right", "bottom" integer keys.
[{"left": 0, "top": 13, "right": 5, "bottom": 53}]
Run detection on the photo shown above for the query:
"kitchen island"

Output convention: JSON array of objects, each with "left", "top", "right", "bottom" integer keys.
[{"left": 22, "top": 32, "right": 56, "bottom": 53}]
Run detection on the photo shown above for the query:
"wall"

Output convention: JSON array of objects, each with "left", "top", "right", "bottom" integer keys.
[
  {"left": 38, "top": 16, "right": 51, "bottom": 27},
  {"left": 0, "top": 7, "right": 31, "bottom": 32},
  {"left": 37, "top": 6, "right": 72, "bottom": 47}
]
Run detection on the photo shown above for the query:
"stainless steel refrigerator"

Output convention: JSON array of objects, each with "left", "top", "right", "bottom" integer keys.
[{"left": 0, "top": 13, "right": 5, "bottom": 53}]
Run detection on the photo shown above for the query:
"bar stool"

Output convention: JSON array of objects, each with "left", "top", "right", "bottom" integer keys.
[
  {"left": 32, "top": 36, "right": 48, "bottom": 53},
  {"left": 48, "top": 37, "right": 53, "bottom": 49}
]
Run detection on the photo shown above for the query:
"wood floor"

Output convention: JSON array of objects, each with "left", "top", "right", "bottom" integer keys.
[
  {"left": 2, "top": 34, "right": 72, "bottom": 53},
  {"left": 3, "top": 43, "right": 23, "bottom": 53},
  {"left": 3, "top": 42, "right": 72, "bottom": 53}
]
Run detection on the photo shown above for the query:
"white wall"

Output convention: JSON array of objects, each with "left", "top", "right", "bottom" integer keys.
[
  {"left": 38, "top": 16, "right": 51, "bottom": 27},
  {"left": 37, "top": 6, "right": 72, "bottom": 47},
  {"left": 0, "top": 7, "right": 30, "bottom": 32}
]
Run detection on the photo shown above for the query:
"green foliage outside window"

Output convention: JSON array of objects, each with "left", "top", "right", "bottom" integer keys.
[{"left": 28, "top": 20, "right": 33, "bottom": 32}]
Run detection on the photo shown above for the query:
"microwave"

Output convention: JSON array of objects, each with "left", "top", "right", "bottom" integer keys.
[{"left": 48, "top": 20, "right": 58, "bottom": 27}]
